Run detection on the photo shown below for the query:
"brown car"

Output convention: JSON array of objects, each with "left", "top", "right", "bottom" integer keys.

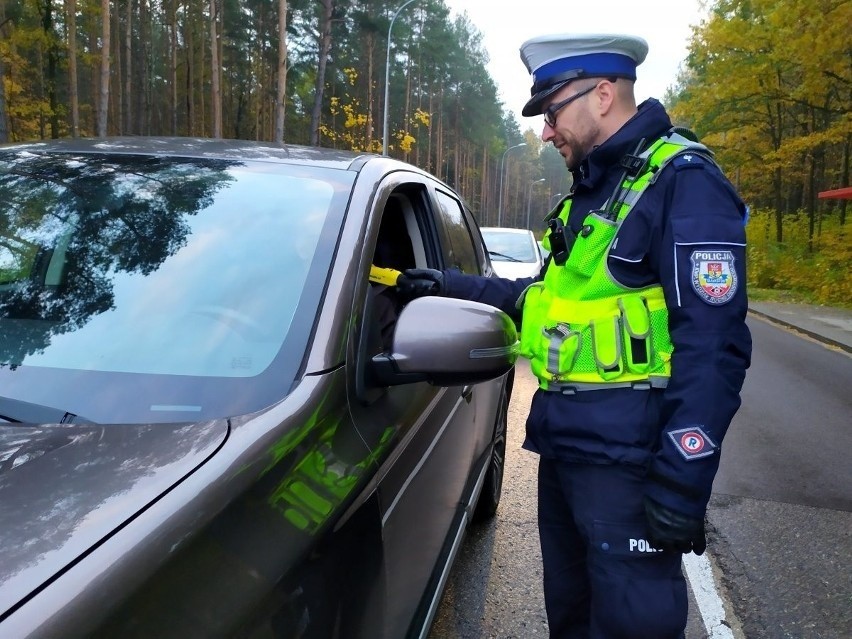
[{"left": 0, "top": 138, "right": 517, "bottom": 638}]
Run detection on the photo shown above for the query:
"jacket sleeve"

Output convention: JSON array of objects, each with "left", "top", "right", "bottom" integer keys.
[
  {"left": 643, "top": 155, "right": 752, "bottom": 518},
  {"left": 441, "top": 270, "right": 535, "bottom": 323}
]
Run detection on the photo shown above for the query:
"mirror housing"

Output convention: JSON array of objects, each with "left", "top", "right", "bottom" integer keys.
[{"left": 369, "top": 296, "right": 519, "bottom": 387}]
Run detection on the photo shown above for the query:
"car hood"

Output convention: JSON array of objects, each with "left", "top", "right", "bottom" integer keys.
[
  {"left": 0, "top": 419, "right": 228, "bottom": 618},
  {"left": 491, "top": 260, "right": 542, "bottom": 280}
]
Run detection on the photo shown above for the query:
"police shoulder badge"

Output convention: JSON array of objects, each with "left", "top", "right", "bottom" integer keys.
[
  {"left": 690, "top": 249, "right": 738, "bottom": 305},
  {"left": 667, "top": 426, "right": 717, "bottom": 461}
]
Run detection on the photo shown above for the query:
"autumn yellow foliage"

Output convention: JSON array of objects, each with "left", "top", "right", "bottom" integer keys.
[{"left": 746, "top": 208, "right": 850, "bottom": 307}]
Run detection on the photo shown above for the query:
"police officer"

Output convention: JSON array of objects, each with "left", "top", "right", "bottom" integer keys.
[{"left": 398, "top": 33, "right": 752, "bottom": 638}]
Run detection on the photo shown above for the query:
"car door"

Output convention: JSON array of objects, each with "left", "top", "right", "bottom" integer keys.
[
  {"left": 431, "top": 186, "right": 503, "bottom": 460},
  {"left": 347, "top": 177, "right": 483, "bottom": 638}
]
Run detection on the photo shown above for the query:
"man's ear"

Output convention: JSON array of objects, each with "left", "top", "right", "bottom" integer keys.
[{"left": 595, "top": 80, "right": 617, "bottom": 115}]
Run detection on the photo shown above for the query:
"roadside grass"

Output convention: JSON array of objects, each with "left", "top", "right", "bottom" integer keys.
[{"left": 746, "top": 287, "right": 852, "bottom": 310}]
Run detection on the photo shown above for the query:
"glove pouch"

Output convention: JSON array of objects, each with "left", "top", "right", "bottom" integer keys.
[
  {"left": 590, "top": 315, "right": 623, "bottom": 380},
  {"left": 618, "top": 296, "right": 652, "bottom": 374}
]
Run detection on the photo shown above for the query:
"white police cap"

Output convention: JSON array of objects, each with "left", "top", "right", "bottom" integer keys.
[{"left": 519, "top": 33, "right": 649, "bottom": 117}]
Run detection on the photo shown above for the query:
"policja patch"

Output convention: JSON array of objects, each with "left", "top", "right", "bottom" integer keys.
[{"left": 690, "top": 249, "right": 737, "bottom": 304}]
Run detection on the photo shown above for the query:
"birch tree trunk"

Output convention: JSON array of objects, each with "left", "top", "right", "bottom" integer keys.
[
  {"left": 273, "top": 0, "right": 287, "bottom": 143},
  {"left": 97, "top": 0, "right": 111, "bottom": 137}
]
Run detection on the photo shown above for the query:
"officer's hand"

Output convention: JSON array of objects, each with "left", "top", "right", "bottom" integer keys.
[
  {"left": 397, "top": 268, "right": 444, "bottom": 299},
  {"left": 643, "top": 496, "right": 707, "bottom": 555}
]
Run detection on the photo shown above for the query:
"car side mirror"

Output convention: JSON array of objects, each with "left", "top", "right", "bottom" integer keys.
[{"left": 369, "top": 296, "right": 519, "bottom": 387}]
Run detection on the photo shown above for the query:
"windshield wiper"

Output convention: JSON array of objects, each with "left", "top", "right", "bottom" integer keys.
[
  {"left": 488, "top": 250, "right": 523, "bottom": 263},
  {"left": 0, "top": 396, "right": 94, "bottom": 424}
]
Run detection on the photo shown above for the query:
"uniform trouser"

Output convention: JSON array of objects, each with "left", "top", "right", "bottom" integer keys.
[{"left": 538, "top": 458, "right": 688, "bottom": 639}]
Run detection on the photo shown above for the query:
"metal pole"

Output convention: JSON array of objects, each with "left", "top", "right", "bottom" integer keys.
[
  {"left": 526, "top": 178, "right": 546, "bottom": 229},
  {"left": 498, "top": 142, "right": 526, "bottom": 227},
  {"left": 383, "top": 0, "right": 419, "bottom": 156},
  {"left": 549, "top": 192, "right": 564, "bottom": 209}
]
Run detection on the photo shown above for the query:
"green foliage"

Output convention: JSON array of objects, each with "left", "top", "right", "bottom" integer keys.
[{"left": 746, "top": 208, "right": 851, "bottom": 307}]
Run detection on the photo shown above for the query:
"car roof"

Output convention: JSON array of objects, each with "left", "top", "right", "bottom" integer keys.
[
  {"left": 0, "top": 136, "right": 385, "bottom": 171},
  {"left": 480, "top": 227, "right": 535, "bottom": 236}
]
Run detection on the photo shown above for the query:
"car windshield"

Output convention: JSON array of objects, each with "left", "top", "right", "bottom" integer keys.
[
  {"left": 0, "top": 150, "right": 353, "bottom": 423},
  {"left": 481, "top": 230, "right": 538, "bottom": 262}
]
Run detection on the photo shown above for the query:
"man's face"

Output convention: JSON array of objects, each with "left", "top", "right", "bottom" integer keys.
[{"left": 540, "top": 82, "right": 600, "bottom": 171}]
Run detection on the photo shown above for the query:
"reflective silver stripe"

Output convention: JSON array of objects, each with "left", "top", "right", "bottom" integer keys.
[
  {"left": 545, "top": 377, "right": 669, "bottom": 394},
  {"left": 665, "top": 131, "right": 708, "bottom": 148},
  {"left": 620, "top": 188, "right": 644, "bottom": 208},
  {"left": 544, "top": 324, "right": 569, "bottom": 375},
  {"left": 469, "top": 341, "right": 520, "bottom": 359}
]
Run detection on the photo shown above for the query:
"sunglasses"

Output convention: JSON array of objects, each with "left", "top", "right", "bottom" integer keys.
[{"left": 542, "top": 83, "right": 598, "bottom": 128}]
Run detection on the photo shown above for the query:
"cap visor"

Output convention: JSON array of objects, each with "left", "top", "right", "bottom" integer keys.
[{"left": 522, "top": 83, "right": 564, "bottom": 117}]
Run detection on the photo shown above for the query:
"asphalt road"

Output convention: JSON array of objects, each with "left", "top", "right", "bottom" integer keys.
[
  {"left": 429, "top": 357, "right": 547, "bottom": 639},
  {"left": 708, "top": 314, "right": 852, "bottom": 639},
  {"left": 429, "top": 314, "right": 852, "bottom": 639}
]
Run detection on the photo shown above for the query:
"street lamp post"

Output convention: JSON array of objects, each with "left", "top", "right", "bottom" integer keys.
[
  {"left": 526, "top": 178, "right": 546, "bottom": 229},
  {"left": 497, "top": 142, "right": 526, "bottom": 227},
  {"left": 549, "top": 192, "right": 565, "bottom": 209},
  {"left": 382, "top": 0, "right": 419, "bottom": 156}
]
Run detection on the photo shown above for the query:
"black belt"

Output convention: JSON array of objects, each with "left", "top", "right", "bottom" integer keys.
[{"left": 544, "top": 378, "right": 668, "bottom": 395}]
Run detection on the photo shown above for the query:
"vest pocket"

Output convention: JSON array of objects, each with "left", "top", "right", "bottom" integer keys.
[
  {"left": 618, "top": 297, "right": 652, "bottom": 374},
  {"left": 590, "top": 315, "right": 623, "bottom": 380},
  {"left": 542, "top": 323, "right": 581, "bottom": 378},
  {"left": 518, "top": 282, "right": 546, "bottom": 358},
  {"left": 564, "top": 212, "right": 617, "bottom": 278}
]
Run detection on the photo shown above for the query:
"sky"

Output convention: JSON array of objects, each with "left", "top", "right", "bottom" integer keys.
[{"left": 442, "top": 0, "right": 708, "bottom": 130}]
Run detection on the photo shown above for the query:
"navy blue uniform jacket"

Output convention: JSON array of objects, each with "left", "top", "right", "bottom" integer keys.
[{"left": 443, "top": 99, "right": 752, "bottom": 517}]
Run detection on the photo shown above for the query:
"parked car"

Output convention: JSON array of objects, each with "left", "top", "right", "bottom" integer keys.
[
  {"left": 0, "top": 137, "right": 518, "bottom": 639},
  {"left": 480, "top": 226, "right": 545, "bottom": 280}
]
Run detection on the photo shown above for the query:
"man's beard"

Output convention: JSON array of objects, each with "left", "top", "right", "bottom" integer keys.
[{"left": 563, "top": 137, "right": 586, "bottom": 172}]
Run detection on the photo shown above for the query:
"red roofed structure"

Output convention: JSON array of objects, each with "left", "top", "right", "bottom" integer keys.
[{"left": 817, "top": 187, "right": 852, "bottom": 200}]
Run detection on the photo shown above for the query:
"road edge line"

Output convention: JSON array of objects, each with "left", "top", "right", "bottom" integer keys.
[
  {"left": 683, "top": 551, "right": 739, "bottom": 639},
  {"left": 747, "top": 308, "right": 851, "bottom": 354}
]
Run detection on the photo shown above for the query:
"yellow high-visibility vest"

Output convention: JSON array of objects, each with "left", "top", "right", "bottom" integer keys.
[{"left": 519, "top": 131, "right": 713, "bottom": 392}]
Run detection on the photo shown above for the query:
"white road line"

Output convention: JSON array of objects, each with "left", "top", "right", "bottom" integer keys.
[{"left": 683, "top": 552, "right": 736, "bottom": 638}]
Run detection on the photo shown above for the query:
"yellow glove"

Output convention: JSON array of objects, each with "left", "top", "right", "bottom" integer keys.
[{"left": 369, "top": 265, "right": 402, "bottom": 287}]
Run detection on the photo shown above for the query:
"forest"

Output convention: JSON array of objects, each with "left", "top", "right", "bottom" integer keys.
[{"left": 0, "top": 0, "right": 849, "bottom": 304}]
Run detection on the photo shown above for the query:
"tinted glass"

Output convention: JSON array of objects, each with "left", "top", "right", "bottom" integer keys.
[
  {"left": 0, "top": 151, "right": 353, "bottom": 423},
  {"left": 434, "top": 190, "right": 480, "bottom": 274},
  {"left": 481, "top": 230, "right": 539, "bottom": 262}
]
